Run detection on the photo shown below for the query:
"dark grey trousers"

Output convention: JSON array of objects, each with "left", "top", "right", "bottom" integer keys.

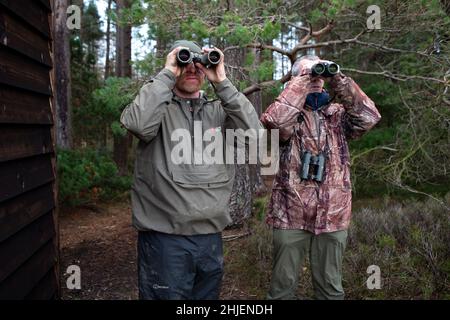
[{"left": 138, "top": 230, "right": 224, "bottom": 300}]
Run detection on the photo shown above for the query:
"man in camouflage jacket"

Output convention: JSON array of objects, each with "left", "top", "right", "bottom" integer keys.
[{"left": 260, "top": 55, "right": 381, "bottom": 299}]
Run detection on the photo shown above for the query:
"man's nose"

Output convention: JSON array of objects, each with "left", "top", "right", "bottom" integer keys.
[
  {"left": 185, "top": 63, "right": 197, "bottom": 73},
  {"left": 311, "top": 77, "right": 324, "bottom": 83}
]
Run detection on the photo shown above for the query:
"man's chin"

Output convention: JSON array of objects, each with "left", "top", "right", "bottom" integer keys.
[{"left": 181, "top": 85, "right": 202, "bottom": 93}]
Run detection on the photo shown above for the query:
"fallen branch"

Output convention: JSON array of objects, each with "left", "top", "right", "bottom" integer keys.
[{"left": 222, "top": 231, "right": 251, "bottom": 242}]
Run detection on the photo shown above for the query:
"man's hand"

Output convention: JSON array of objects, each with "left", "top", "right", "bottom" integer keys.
[
  {"left": 164, "top": 47, "right": 186, "bottom": 77},
  {"left": 194, "top": 47, "right": 227, "bottom": 84}
]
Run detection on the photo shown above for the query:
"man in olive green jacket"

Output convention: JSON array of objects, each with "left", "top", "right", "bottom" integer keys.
[{"left": 120, "top": 40, "right": 261, "bottom": 300}]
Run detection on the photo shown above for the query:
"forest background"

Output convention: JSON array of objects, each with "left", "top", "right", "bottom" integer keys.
[{"left": 54, "top": 0, "right": 450, "bottom": 299}]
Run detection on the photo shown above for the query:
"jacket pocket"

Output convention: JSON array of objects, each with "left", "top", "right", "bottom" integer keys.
[{"left": 171, "top": 166, "right": 230, "bottom": 186}]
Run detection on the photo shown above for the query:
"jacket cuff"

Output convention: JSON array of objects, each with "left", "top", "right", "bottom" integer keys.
[
  {"left": 154, "top": 68, "right": 177, "bottom": 89},
  {"left": 214, "top": 78, "right": 239, "bottom": 104}
]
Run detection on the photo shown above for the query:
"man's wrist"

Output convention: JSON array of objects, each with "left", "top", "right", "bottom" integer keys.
[
  {"left": 212, "top": 76, "right": 227, "bottom": 85},
  {"left": 329, "top": 72, "right": 347, "bottom": 88},
  {"left": 213, "top": 77, "right": 239, "bottom": 106},
  {"left": 213, "top": 77, "right": 232, "bottom": 91},
  {"left": 163, "top": 67, "right": 177, "bottom": 77}
]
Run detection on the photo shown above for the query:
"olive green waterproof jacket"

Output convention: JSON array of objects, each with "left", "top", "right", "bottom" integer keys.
[{"left": 120, "top": 68, "right": 261, "bottom": 235}]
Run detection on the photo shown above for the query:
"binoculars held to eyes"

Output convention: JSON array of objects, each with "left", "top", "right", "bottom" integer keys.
[
  {"left": 300, "top": 151, "right": 326, "bottom": 182},
  {"left": 176, "top": 49, "right": 221, "bottom": 68},
  {"left": 311, "top": 62, "right": 340, "bottom": 77}
]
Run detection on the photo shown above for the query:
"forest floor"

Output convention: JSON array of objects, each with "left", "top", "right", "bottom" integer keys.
[
  {"left": 60, "top": 200, "right": 258, "bottom": 300},
  {"left": 60, "top": 174, "right": 277, "bottom": 300},
  {"left": 60, "top": 183, "right": 449, "bottom": 300}
]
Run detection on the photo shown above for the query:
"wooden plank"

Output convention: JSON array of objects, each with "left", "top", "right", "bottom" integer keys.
[
  {"left": 0, "top": 212, "right": 55, "bottom": 283},
  {"left": 0, "top": 87, "right": 52, "bottom": 124},
  {"left": 0, "top": 48, "right": 52, "bottom": 95},
  {"left": 0, "top": 154, "right": 55, "bottom": 203},
  {"left": 0, "top": 239, "right": 56, "bottom": 299},
  {"left": 0, "top": 183, "right": 54, "bottom": 242},
  {"left": 25, "top": 266, "right": 58, "bottom": 300},
  {"left": 0, "top": 0, "right": 59, "bottom": 301},
  {"left": 0, "top": 125, "right": 53, "bottom": 162},
  {"left": 48, "top": 1, "right": 60, "bottom": 299},
  {"left": 0, "top": 0, "right": 50, "bottom": 39},
  {"left": 0, "top": 11, "right": 52, "bottom": 66}
]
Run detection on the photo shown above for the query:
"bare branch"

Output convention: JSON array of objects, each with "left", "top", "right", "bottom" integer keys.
[
  {"left": 351, "top": 146, "right": 398, "bottom": 166},
  {"left": 342, "top": 68, "right": 449, "bottom": 85},
  {"left": 391, "top": 182, "right": 450, "bottom": 211},
  {"left": 354, "top": 40, "right": 431, "bottom": 58},
  {"left": 242, "top": 72, "right": 291, "bottom": 96},
  {"left": 224, "top": 43, "right": 290, "bottom": 56},
  {"left": 225, "top": 21, "right": 336, "bottom": 62},
  {"left": 290, "top": 29, "right": 365, "bottom": 59}
]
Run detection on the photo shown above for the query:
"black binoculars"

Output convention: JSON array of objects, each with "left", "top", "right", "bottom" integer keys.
[
  {"left": 300, "top": 151, "right": 326, "bottom": 182},
  {"left": 176, "top": 49, "right": 221, "bottom": 68},
  {"left": 311, "top": 61, "right": 340, "bottom": 77}
]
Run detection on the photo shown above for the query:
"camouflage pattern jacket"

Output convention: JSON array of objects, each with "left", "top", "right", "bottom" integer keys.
[{"left": 260, "top": 73, "right": 381, "bottom": 234}]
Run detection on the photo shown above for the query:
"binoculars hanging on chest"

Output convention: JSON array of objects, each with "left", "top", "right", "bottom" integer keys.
[
  {"left": 300, "top": 151, "right": 326, "bottom": 182},
  {"left": 311, "top": 62, "right": 340, "bottom": 77},
  {"left": 177, "top": 49, "right": 221, "bottom": 68}
]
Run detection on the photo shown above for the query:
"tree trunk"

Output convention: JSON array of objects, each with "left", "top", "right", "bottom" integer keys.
[
  {"left": 115, "top": 0, "right": 132, "bottom": 78},
  {"left": 114, "top": 0, "right": 132, "bottom": 175},
  {"left": 248, "top": 47, "right": 267, "bottom": 196},
  {"left": 223, "top": 0, "right": 254, "bottom": 227},
  {"left": 156, "top": 34, "right": 167, "bottom": 61},
  {"left": 54, "top": 0, "right": 72, "bottom": 150},
  {"left": 226, "top": 47, "right": 253, "bottom": 227},
  {"left": 104, "top": 0, "right": 112, "bottom": 80}
]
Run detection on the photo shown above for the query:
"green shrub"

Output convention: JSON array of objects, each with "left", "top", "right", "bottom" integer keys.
[
  {"left": 253, "top": 196, "right": 268, "bottom": 221},
  {"left": 57, "top": 148, "right": 132, "bottom": 207}
]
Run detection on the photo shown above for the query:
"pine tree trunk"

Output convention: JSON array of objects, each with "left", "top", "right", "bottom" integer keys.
[
  {"left": 248, "top": 48, "right": 267, "bottom": 196},
  {"left": 55, "top": 0, "right": 72, "bottom": 150},
  {"left": 156, "top": 35, "right": 167, "bottom": 61},
  {"left": 104, "top": 0, "right": 112, "bottom": 80},
  {"left": 225, "top": 47, "right": 253, "bottom": 227},
  {"left": 114, "top": 0, "right": 132, "bottom": 176},
  {"left": 115, "top": 0, "right": 132, "bottom": 77},
  {"left": 223, "top": 0, "right": 254, "bottom": 227}
]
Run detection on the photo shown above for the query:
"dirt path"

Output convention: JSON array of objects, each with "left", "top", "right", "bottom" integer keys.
[
  {"left": 60, "top": 202, "right": 138, "bottom": 300},
  {"left": 59, "top": 201, "right": 257, "bottom": 300}
]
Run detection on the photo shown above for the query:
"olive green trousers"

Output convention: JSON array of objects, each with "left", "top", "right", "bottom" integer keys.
[{"left": 267, "top": 228, "right": 348, "bottom": 300}]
